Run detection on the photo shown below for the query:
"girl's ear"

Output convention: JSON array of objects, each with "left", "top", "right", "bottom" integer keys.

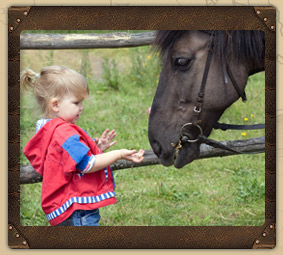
[{"left": 49, "top": 98, "right": 59, "bottom": 113}]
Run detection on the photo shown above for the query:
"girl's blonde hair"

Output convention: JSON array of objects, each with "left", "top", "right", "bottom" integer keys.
[{"left": 20, "top": 66, "right": 89, "bottom": 117}]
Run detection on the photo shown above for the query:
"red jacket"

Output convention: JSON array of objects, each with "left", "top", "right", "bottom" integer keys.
[{"left": 23, "top": 118, "right": 117, "bottom": 226}]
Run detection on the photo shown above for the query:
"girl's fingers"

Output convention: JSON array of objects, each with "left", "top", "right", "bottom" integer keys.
[
  {"left": 133, "top": 156, "right": 144, "bottom": 163},
  {"left": 132, "top": 149, "right": 145, "bottom": 160},
  {"left": 104, "top": 129, "right": 115, "bottom": 140},
  {"left": 129, "top": 149, "right": 137, "bottom": 155},
  {"left": 110, "top": 141, "right": 117, "bottom": 147},
  {"left": 102, "top": 129, "right": 109, "bottom": 138},
  {"left": 109, "top": 130, "right": 116, "bottom": 139}
]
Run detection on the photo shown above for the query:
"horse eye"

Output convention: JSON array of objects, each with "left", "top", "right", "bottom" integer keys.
[{"left": 174, "top": 58, "right": 192, "bottom": 70}]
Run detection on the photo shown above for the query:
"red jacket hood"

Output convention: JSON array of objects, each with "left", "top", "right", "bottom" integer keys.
[{"left": 23, "top": 118, "right": 67, "bottom": 176}]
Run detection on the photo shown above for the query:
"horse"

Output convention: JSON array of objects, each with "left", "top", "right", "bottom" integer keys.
[{"left": 148, "top": 30, "right": 265, "bottom": 168}]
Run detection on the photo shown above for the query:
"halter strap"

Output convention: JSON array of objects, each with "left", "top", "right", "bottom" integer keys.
[
  {"left": 192, "top": 31, "right": 248, "bottom": 126},
  {"left": 226, "top": 63, "right": 247, "bottom": 102},
  {"left": 213, "top": 122, "right": 265, "bottom": 131},
  {"left": 192, "top": 32, "right": 215, "bottom": 125}
]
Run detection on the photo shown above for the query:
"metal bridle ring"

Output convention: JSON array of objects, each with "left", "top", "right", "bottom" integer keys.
[{"left": 180, "top": 123, "right": 203, "bottom": 143}]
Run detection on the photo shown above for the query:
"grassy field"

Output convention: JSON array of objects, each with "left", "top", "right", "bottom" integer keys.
[{"left": 20, "top": 35, "right": 265, "bottom": 226}]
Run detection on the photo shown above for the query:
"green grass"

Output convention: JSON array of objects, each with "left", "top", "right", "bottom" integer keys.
[{"left": 20, "top": 43, "right": 265, "bottom": 226}]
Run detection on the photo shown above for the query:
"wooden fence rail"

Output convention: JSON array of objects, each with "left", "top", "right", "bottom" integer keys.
[
  {"left": 20, "top": 136, "right": 265, "bottom": 184},
  {"left": 20, "top": 32, "right": 156, "bottom": 49}
]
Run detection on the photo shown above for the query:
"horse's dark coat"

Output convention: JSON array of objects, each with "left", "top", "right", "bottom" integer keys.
[{"left": 148, "top": 30, "right": 265, "bottom": 168}]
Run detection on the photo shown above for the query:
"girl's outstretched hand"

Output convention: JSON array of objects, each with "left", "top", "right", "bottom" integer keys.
[
  {"left": 120, "top": 149, "right": 145, "bottom": 163},
  {"left": 95, "top": 129, "right": 117, "bottom": 151}
]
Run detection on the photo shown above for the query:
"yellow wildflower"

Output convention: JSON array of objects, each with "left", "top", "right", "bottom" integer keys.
[
  {"left": 251, "top": 114, "right": 254, "bottom": 118},
  {"left": 147, "top": 55, "right": 151, "bottom": 60},
  {"left": 244, "top": 118, "right": 248, "bottom": 121},
  {"left": 242, "top": 132, "right": 247, "bottom": 136}
]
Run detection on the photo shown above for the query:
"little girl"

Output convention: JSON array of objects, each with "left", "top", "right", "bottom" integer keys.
[{"left": 21, "top": 65, "right": 144, "bottom": 226}]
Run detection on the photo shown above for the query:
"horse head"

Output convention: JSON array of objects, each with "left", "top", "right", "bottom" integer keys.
[{"left": 148, "top": 30, "right": 265, "bottom": 168}]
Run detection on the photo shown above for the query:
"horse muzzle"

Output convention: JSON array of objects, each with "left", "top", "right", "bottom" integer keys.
[{"left": 169, "top": 123, "right": 203, "bottom": 168}]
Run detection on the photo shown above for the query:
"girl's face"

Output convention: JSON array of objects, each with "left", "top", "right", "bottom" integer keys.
[{"left": 55, "top": 93, "right": 84, "bottom": 124}]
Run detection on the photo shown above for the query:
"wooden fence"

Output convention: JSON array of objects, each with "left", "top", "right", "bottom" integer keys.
[
  {"left": 20, "top": 32, "right": 265, "bottom": 184},
  {"left": 20, "top": 137, "right": 265, "bottom": 184},
  {"left": 20, "top": 31, "right": 156, "bottom": 49}
]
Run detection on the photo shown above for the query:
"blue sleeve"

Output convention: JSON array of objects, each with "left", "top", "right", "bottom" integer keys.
[{"left": 62, "top": 134, "right": 91, "bottom": 172}]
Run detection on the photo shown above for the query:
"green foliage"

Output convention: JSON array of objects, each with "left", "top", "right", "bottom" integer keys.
[
  {"left": 232, "top": 167, "right": 265, "bottom": 203},
  {"left": 20, "top": 183, "right": 49, "bottom": 226},
  {"left": 37, "top": 50, "right": 54, "bottom": 66},
  {"left": 20, "top": 42, "right": 265, "bottom": 226},
  {"left": 128, "top": 47, "right": 161, "bottom": 88},
  {"left": 99, "top": 58, "right": 120, "bottom": 90},
  {"left": 80, "top": 50, "right": 92, "bottom": 81}
]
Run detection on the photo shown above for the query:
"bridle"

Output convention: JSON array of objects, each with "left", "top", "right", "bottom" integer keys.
[{"left": 173, "top": 31, "right": 265, "bottom": 154}]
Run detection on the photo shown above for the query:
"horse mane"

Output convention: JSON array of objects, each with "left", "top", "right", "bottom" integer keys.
[{"left": 153, "top": 30, "right": 265, "bottom": 69}]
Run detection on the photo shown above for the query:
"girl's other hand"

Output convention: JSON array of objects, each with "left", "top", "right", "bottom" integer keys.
[{"left": 95, "top": 129, "right": 117, "bottom": 151}]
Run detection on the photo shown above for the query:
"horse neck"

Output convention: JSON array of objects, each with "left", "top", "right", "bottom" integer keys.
[{"left": 248, "top": 63, "right": 265, "bottom": 76}]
